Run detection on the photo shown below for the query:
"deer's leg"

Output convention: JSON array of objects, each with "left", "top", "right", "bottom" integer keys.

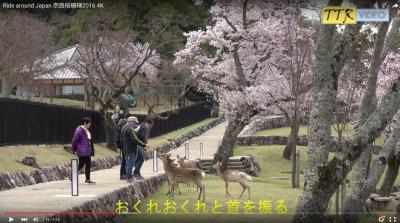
[
  {"left": 177, "top": 183, "right": 181, "bottom": 195},
  {"left": 225, "top": 181, "right": 231, "bottom": 197},
  {"left": 166, "top": 179, "right": 171, "bottom": 195},
  {"left": 238, "top": 182, "right": 247, "bottom": 199},
  {"left": 196, "top": 181, "right": 205, "bottom": 202},
  {"left": 201, "top": 183, "right": 205, "bottom": 202},
  {"left": 170, "top": 182, "right": 176, "bottom": 200},
  {"left": 247, "top": 185, "right": 251, "bottom": 200}
]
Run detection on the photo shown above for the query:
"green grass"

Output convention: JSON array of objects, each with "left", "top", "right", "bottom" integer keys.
[
  {"left": 255, "top": 124, "right": 385, "bottom": 146},
  {"left": 121, "top": 145, "right": 399, "bottom": 223},
  {"left": 0, "top": 118, "right": 217, "bottom": 173},
  {"left": 0, "top": 144, "right": 118, "bottom": 172}
]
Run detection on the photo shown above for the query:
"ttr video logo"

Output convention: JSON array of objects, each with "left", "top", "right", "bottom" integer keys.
[{"left": 322, "top": 6, "right": 389, "bottom": 24}]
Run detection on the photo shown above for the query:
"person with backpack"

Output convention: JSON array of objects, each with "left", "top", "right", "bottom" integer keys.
[
  {"left": 71, "top": 117, "right": 96, "bottom": 184},
  {"left": 116, "top": 115, "right": 128, "bottom": 180}
]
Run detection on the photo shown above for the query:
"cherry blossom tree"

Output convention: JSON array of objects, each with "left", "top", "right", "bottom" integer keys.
[
  {"left": 0, "top": 12, "right": 54, "bottom": 98},
  {"left": 275, "top": 18, "right": 315, "bottom": 161},
  {"left": 175, "top": 0, "right": 305, "bottom": 166},
  {"left": 73, "top": 29, "right": 160, "bottom": 149}
]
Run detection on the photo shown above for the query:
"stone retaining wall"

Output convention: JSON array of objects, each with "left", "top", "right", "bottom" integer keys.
[
  {"left": 236, "top": 135, "right": 309, "bottom": 146},
  {"left": 156, "top": 118, "right": 224, "bottom": 154},
  {"left": 238, "top": 115, "right": 287, "bottom": 136},
  {"left": 236, "top": 135, "right": 382, "bottom": 154},
  {"left": 55, "top": 174, "right": 168, "bottom": 223},
  {"left": 0, "top": 118, "right": 223, "bottom": 191}
]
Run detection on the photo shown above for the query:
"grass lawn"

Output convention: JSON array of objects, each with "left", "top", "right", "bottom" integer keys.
[
  {"left": 0, "top": 118, "right": 217, "bottom": 173},
  {"left": 121, "top": 145, "right": 398, "bottom": 223},
  {"left": 0, "top": 144, "right": 118, "bottom": 173},
  {"left": 255, "top": 124, "right": 386, "bottom": 146}
]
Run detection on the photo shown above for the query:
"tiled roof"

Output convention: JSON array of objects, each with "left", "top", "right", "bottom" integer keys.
[{"left": 35, "top": 45, "right": 85, "bottom": 80}]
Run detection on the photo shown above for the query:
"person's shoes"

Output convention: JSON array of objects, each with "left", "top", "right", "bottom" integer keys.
[
  {"left": 126, "top": 178, "right": 134, "bottom": 183},
  {"left": 134, "top": 175, "right": 145, "bottom": 180},
  {"left": 85, "top": 180, "right": 96, "bottom": 184},
  {"left": 120, "top": 175, "right": 127, "bottom": 180}
]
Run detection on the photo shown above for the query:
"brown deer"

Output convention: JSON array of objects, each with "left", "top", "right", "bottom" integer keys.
[
  {"left": 177, "top": 155, "right": 203, "bottom": 169},
  {"left": 159, "top": 153, "right": 181, "bottom": 196},
  {"left": 212, "top": 161, "right": 252, "bottom": 199},
  {"left": 177, "top": 154, "right": 203, "bottom": 191},
  {"left": 159, "top": 153, "right": 206, "bottom": 201}
]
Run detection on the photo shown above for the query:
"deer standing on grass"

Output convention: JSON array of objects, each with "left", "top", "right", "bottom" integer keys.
[
  {"left": 159, "top": 153, "right": 206, "bottom": 201},
  {"left": 159, "top": 153, "right": 181, "bottom": 195},
  {"left": 177, "top": 154, "right": 203, "bottom": 191},
  {"left": 212, "top": 161, "right": 252, "bottom": 199}
]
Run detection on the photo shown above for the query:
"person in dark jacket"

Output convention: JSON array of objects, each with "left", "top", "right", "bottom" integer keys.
[
  {"left": 116, "top": 115, "right": 128, "bottom": 180},
  {"left": 133, "top": 119, "right": 153, "bottom": 179},
  {"left": 122, "top": 116, "right": 147, "bottom": 183},
  {"left": 72, "top": 117, "right": 95, "bottom": 184}
]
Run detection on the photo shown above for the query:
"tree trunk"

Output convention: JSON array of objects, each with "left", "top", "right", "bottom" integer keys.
[
  {"left": 339, "top": 121, "right": 400, "bottom": 222},
  {"left": 294, "top": 9, "right": 340, "bottom": 222},
  {"left": 344, "top": 21, "right": 390, "bottom": 218},
  {"left": 294, "top": 0, "right": 376, "bottom": 220},
  {"left": 294, "top": 78, "right": 400, "bottom": 223},
  {"left": 379, "top": 151, "right": 400, "bottom": 196},
  {"left": 283, "top": 118, "right": 300, "bottom": 160},
  {"left": 100, "top": 108, "right": 117, "bottom": 150},
  {"left": 1, "top": 75, "right": 11, "bottom": 98},
  {"left": 213, "top": 120, "right": 247, "bottom": 167}
]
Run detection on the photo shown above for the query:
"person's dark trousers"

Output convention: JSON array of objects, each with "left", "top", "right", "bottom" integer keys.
[
  {"left": 125, "top": 152, "right": 136, "bottom": 180},
  {"left": 133, "top": 147, "right": 144, "bottom": 177},
  {"left": 78, "top": 156, "right": 91, "bottom": 180},
  {"left": 120, "top": 149, "right": 126, "bottom": 178}
]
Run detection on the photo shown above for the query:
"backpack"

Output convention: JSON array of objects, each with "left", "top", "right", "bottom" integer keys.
[{"left": 115, "top": 119, "right": 127, "bottom": 149}]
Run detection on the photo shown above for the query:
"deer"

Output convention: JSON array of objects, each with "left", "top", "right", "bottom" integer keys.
[
  {"left": 159, "top": 153, "right": 181, "bottom": 196},
  {"left": 177, "top": 154, "right": 203, "bottom": 169},
  {"left": 212, "top": 161, "right": 252, "bottom": 200},
  {"left": 159, "top": 153, "right": 206, "bottom": 201},
  {"left": 177, "top": 154, "right": 203, "bottom": 191}
]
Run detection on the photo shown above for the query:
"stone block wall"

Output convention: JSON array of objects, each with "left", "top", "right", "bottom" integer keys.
[{"left": 238, "top": 115, "right": 287, "bottom": 136}]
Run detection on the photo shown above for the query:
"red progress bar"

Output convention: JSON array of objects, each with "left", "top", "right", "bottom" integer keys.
[{"left": 3, "top": 212, "right": 118, "bottom": 215}]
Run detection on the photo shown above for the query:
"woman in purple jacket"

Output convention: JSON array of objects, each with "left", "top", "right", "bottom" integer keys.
[{"left": 72, "top": 117, "right": 95, "bottom": 184}]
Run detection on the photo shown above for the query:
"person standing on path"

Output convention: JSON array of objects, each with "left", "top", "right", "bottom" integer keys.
[
  {"left": 116, "top": 115, "right": 128, "bottom": 180},
  {"left": 122, "top": 116, "right": 147, "bottom": 183},
  {"left": 133, "top": 119, "right": 153, "bottom": 180},
  {"left": 72, "top": 117, "right": 96, "bottom": 184}
]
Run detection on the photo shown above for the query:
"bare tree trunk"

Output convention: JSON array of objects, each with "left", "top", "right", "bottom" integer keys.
[
  {"left": 1, "top": 75, "right": 11, "bottom": 98},
  {"left": 283, "top": 117, "right": 300, "bottom": 160},
  {"left": 344, "top": 21, "right": 390, "bottom": 218},
  {"left": 342, "top": 116, "right": 400, "bottom": 222},
  {"left": 294, "top": 8, "right": 341, "bottom": 222},
  {"left": 294, "top": 0, "right": 373, "bottom": 220},
  {"left": 100, "top": 108, "right": 117, "bottom": 150},
  {"left": 379, "top": 151, "right": 400, "bottom": 196},
  {"left": 213, "top": 120, "right": 247, "bottom": 167}
]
